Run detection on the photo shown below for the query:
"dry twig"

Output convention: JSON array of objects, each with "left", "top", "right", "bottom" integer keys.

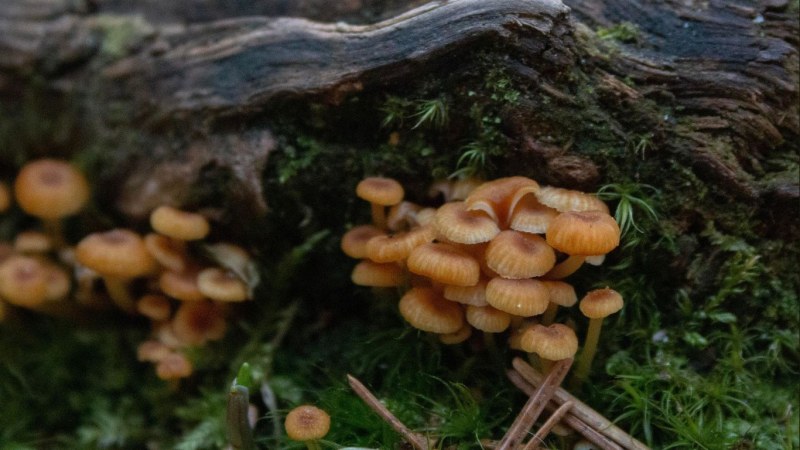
[
  {"left": 522, "top": 400, "right": 574, "bottom": 450},
  {"left": 512, "top": 357, "right": 650, "bottom": 450}
]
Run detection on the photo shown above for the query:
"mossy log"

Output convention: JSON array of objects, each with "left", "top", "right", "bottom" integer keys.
[{"left": 1, "top": 0, "right": 797, "bottom": 254}]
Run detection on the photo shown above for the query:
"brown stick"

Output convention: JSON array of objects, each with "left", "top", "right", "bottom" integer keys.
[
  {"left": 512, "top": 357, "right": 650, "bottom": 450},
  {"left": 522, "top": 400, "right": 574, "bottom": 450},
  {"left": 507, "top": 370, "right": 623, "bottom": 450},
  {"left": 496, "top": 358, "right": 573, "bottom": 450},
  {"left": 347, "top": 374, "right": 431, "bottom": 450}
]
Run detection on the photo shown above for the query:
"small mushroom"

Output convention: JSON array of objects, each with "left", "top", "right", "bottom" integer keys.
[
  {"left": 0, "top": 255, "right": 48, "bottom": 308},
  {"left": 155, "top": 351, "right": 193, "bottom": 380},
  {"left": 433, "top": 201, "right": 500, "bottom": 244},
  {"left": 356, "top": 177, "right": 404, "bottom": 230},
  {"left": 75, "top": 229, "right": 157, "bottom": 312},
  {"left": 285, "top": 405, "right": 331, "bottom": 450},
  {"left": 196, "top": 267, "right": 250, "bottom": 302},
  {"left": 13, "top": 159, "right": 90, "bottom": 247},
  {"left": 520, "top": 323, "right": 579, "bottom": 373},
  {"left": 406, "top": 242, "right": 480, "bottom": 287},
  {"left": 150, "top": 206, "right": 210, "bottom": 241},
  {"left": 484, "top": 230, "right": 556, "bottom": 279},
  {"left": 545, "top": 211, "right": 620, "bottom": 279},
  {"left": 136, "top": 294, "right": 172, "bottom": 321},
  {"left": 573, "top": 288, "right": 624, "bottom": 386},
  {"left": 399, "top": 287, "right": 464, "bottom": 333},
  {"left": 485, "top": 277, "right": 550, "bottom": 317},
  {"left": 539, "top": 280, "right": 578, "bottom": 325},
  {"left": 350, "top": 260, "right": 404, "bottom": 287},
  {"left": 171, "top": 300, "right": 227, "bottom": 346}
]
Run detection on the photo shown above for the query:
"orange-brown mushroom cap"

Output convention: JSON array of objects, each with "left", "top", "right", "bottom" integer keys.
[
  {"left": 485, "top": 277, "right": 550, "bottom": 317},
  {"left": 196, "top": 267, "right": 250, "bottom": 302},
  {"left": 356, "top": 177, "right": 404, "bottom": 206},
  {"left": 350, "top": 260, "right": 405, "bottom": 287},
  {"left": 466, "top": 305, "right": 511, "bottom": 333},
  {"left": 439, "top": 323, "right": 473, "bottom": 344},
  {"left": 171, "top": 300, "right": 227, "bottom": 346},
  {"left": 159, "top": 267, "right": 206, "bottom": 302},
  {"left": 399, "top": 287, "right": 465, "bottom": 333},
  {"left": 155, "top": 351, "right": 194, "bottom": 380},
  {"left": 137, "top": 294, "right": 172, "bottom": 321},
  {"left": 519, "top": 323, "right": 579, "bottom": 360},
  {"left": 144, "top": 233, "right": 190, "bottom": 272},
  {"left": 535, "top": 186, "right": 609, "bottom": 214},
  {"left": 150, "top": 206, "right": 210, "bottom": 241},
  {"left": 76, "top": 229, "right": 157, "bottom": 278},
  {"left": 407, "top": 242, "right": 480, "bottom": 287},
  {"left": 285, "top": 405, "right": 331, "bottom": 441},
  {"left": 542, "top": 280, "right": 578, "bottom": 307},
  {"left": 464, "top": 176, "right": 539, "bottom": 225},
  {"left": 508, "top": 196, "right": 559, "bottom": 234},
  {"left": 14, "top": 230, "right": 52, "bottom": 253},
  {"left": 14, "top": 159, "right": 90, "bottom": 219},
  {"left": 546, "top": 211, "right": 620, "bottom": 256},
  {"left": 484, "top": 230, "right": 556, "bottom": 279},
  {"left": 433, "top": 202, "right": 500, "bottom": 244},
  {"left": 443, "top": 278, "right": 489, "bottom": 306},
  {"left": 341, "top": 225, "right": 385, "bottom": 259},
  {"left": 0, "top": 255, "right": 48, "bottom": 307},
  {"left": 365, "top": 226, "right": 435, "bottom": 263},
  {"left": 579, "top": 288, "right": 624, "bottom": 318}
]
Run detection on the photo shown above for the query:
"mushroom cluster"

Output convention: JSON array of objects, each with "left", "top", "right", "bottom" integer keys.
[
  {"left": 343, "top": 176, "right": 625, "bottom": 380},
  {"left": 0, "top": 159, "right": 258, "bottom": 381}
]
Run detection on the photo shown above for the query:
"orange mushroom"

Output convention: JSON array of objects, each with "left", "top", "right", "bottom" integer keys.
[
  {"left": 356, "top": 177, "right": 404, "bottom": 229},
  {"left": 545, "top": 211, "right": 620, "bottom": 279}
]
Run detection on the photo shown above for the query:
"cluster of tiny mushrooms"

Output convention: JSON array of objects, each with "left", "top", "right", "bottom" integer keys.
[
  {"left": 0, "top": 159, "right": 258, "bottom": 380},
  {"left": 0, "top": 160, "right": 647, "bottom": 449},
  {"left": 341, "top": 176, "right": 649, "bottom": 450}
]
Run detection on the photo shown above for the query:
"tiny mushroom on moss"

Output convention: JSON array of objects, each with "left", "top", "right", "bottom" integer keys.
[
  {"left": 573, "top": 288, "right": 624, "bottom": 385},
  {"left": 285, "top": 405, "right": 331, "bottom": 450},
  {"left": 356, "top": 177, "right": 404, "bottom": 230},
  {"left": 150, "top": 206, "right": 210, "bottom": 241},
  {"left": 545, "top": 211, "right": 620, "bottom": 279},
  {"left": 75, "top": 229, "right": 157, "bottom": 312},
  {"left": 14, "top": 159, "right": 90, "bottom": 246}
]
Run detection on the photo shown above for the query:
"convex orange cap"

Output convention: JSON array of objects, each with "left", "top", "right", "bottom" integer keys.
[
  {"left": 579, "top": 288, "right": 623, "bottom": 318},
  {"left": 407, "top": 242, "right": 480, "bottom": 286},
  {"left": 14, "top": 159, "right": 90, "bottom": 219},
  {"left": 76, "top": 229, "right": 157, "bottom": 278},
  {"left": 485, "top": 230, "right": 556, "bottom": 279},
  {"left": 546, "top": 211, "right": 620, "bottom": 256},
  {"left": 399, "top": 287, "right": 464, "bottom": 333},
  {"left": 150, "top": 206, "right": 210, "bottom": 241}
]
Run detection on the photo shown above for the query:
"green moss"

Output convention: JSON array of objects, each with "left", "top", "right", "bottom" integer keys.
[
  {"left": 92, "top": 15, "right": 154, "bottom": 60},
  {"left": 597, "top": 22, "right": 641, "bottom": 44}
]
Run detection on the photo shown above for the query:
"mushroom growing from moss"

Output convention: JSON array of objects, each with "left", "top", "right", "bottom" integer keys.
[
  {"left": 13, "top": 159, "right": 90, "bottom": 247},
  {"left": 545, "top": 211, "right": 620, "bottom": 279},
  {"left": 356, "top": 177, "right": 404, "bottom": 230},
  {"left": 573, "top": 288, "right": 624, "bottom": 386},
  {"left": 150, "top": 206, "right": 210, "bottom": 241},
  {"left": 285, "top": 405, "right": 331, "bottom": 450},
  {"left": 76, "top": 229, "right": 157, "bottom": 312}
]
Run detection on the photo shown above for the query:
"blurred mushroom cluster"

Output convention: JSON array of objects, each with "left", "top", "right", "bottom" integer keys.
[
  {"left": 0, "top": 159, "right": 258, "bottom": 380},
  {"left": 343, "top": 176, "right": 624, "bottom": 382}
]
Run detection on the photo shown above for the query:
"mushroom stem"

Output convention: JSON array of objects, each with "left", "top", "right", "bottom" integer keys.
[
  {"left": 103, "top": 277, "right": 136, "bottom": 313},
  {"left": 371, "top": 203, "right": 388, "bottom": 230},
  {"left": 541, "top": 303, "right": 559, "bottom": 326},
  {"left": 305, "top": 441, "right": 322, "bottom": 450},
  {"left": 43, "top": 219, "right": 65, "bottom": 249},
  {"left": 573, "top": 317, "right": 604, "bottom": 389},
  {"left": 545, "top": 255, "right": 586, "bottom": 279}
]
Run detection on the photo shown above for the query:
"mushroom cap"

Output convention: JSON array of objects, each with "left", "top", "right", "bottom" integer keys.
[
  {"left": 407, "top": 242, "right": 480, "bottom": 287},
  {"left": 485, "top": 277, "right": 550, "bottom": 317},
  {"left": 508, "top": 196, "right": 559, "bottom": 234},
  {"left": 439, "top": 324, "right": 473, "bottom": 345},
  {"left": 350, "top": 260, "right": 404, "bottom": 287},
  {"left": 541, "top": 280, "right": 578, "bottom": 307},
  {"left": 0, "top": 255, "right": 48, "bottom": 307},
  {"left": 137, "top": 340, "right": 172, "bottom": 363},
  {"left": 520, "top": 323, "right": 578, "bottom": 361},
  {"left": 535, "top": 186, "right": 609, "bottom": 213},
  {"left": 433, "top": 202, "right": 500, "bottom": 244},
  {"left": 365, "top": 226, "right": 435, "bottom": 263},
  {"left": 546, "top": 211, "right": 620, "bottom": 256},
  {"left": 144, "top": 233, "right": 189, "bottom": 272},
  {"left": 356, "top": 177, "right": 404, "bottom": 206},
  {"left": 159, "top": 268, "right": 206, "bottom": 301},
  {"left": 579, "top": 288, "right": 623, "bottom": 319},
  {"left": 285, "top": 405, "right": 331, "bottom": 441},
  {"left": 443, "top": 278, "right": 488, "bottom": 306},
  {"left": 14, "top": 230, "right": 52, "bottom": 253},
  {"left": 464, "top": 176, "right": 539, "bottom": 225},
  {"left": 466, "top": 305, "right": 511, "bottom": 333},
  {"left": 137, "top": 294, "right": 172, "bottom": 321},
  {"left": 197, "top": 267, "right": 250, "bottom": 302},
  {"left": 14, "top": 159, "right": 90, "bottom": 219},
  {"left": 155, "top": 352, "right": 194, "bottom": 380},
  {"left": 150, "top": 206, "right": 210, "bottom": 241},
  {"left": 399, "top": 287, "right": 465, "bottom": 333},
  {"left": 484, "top": 230, "right": 556, "bottom": 279},
  {"left": 341, "top": 225, "right": 385, "bottom": 259},
  {"left": 172, "top": 300, "right": 227, "bottom": 346},
  {"left": 76, "top": 229, "right": 157, "bottom": 278}
]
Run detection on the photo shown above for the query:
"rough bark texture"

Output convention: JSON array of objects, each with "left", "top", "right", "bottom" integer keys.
[{"left": 1, "top": 0, "right": 797, "bottom": 226}]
